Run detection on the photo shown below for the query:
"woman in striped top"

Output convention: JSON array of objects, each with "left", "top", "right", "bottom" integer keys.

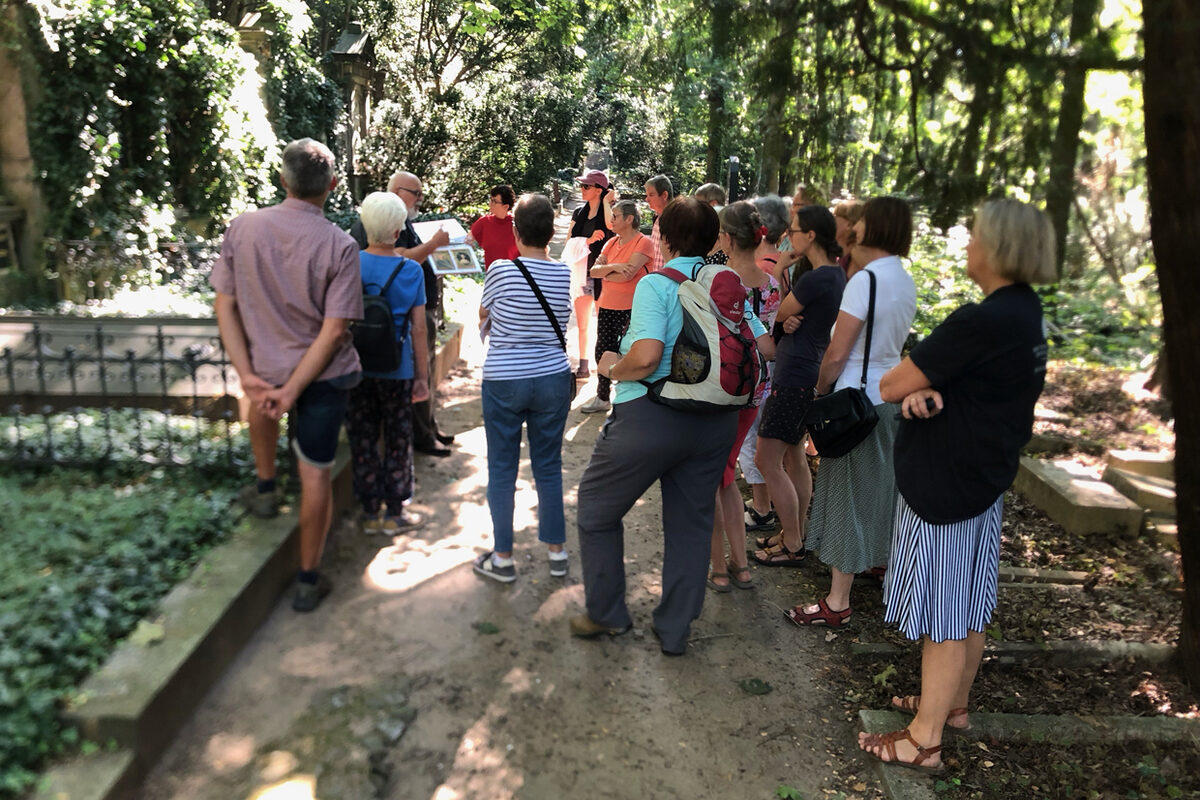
[
  {"left": 858, "top": 199, "right": 1055, "bottom": 771},
  {"left": 474, "top": 194, "right": 574, "bottom": 584}
]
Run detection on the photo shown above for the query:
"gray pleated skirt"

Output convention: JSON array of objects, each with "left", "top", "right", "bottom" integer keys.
[
  {"left": 883, "top": 493, "right": 1004, "bottom": 643},
  {"left": 807, "top": 402, "right": 900, "bottom": 574}
]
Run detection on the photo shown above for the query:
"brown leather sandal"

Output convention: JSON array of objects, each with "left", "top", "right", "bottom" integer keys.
[
  {"left": 859, "top": 728, "right": 944, "bottom": 773},
  {"left": 891, "top": 695, "right": 972, "bottom": 732},
  {"left": 751, "top": 540, "right": 807, "bottom": 567}
]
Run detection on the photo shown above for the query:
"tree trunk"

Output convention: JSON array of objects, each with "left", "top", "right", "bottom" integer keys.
[
  {"left": 1045, "top": 0, "right": 1101, "bottom": 277},
  {"left": 1143, "top": 0, "right": 1200, "bottom": 686},
  {"left": 705, "top": 0, "right": 733, "bottom": 184},
  {"left": 0, "top": 0, "right": 45, "bottom": 280}
]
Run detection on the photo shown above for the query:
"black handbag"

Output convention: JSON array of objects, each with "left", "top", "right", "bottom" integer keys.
[
  {"left": 804, "top": 269, "right": 879, "bottom": 458},
  {"left": 512, "top": 257, "right": 577, "bottom": 401}
]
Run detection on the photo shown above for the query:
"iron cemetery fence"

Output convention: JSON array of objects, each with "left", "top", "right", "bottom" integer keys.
[{"left": 0, "top": 318, "right": 257, "bottom": 468}]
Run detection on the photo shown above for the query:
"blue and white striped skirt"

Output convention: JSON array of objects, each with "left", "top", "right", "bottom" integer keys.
[{"left": 882, "top": 493, "right": 1003, "bottom": 643}]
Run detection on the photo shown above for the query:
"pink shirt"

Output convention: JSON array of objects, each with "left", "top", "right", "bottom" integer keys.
[
  {"left": 210, "top": 198, "right": 363, "bottom": 386},
  {"left": 649, "top": 218, "right": 665, "bottom": 272}
]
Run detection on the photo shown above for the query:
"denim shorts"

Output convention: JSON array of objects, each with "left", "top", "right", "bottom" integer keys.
[{"left": 292, "top": 371, "right": 361, "bottom": 468}]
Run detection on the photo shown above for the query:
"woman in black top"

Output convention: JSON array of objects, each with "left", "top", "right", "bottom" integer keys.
[
  {"left": 568, "top": 170, "right": 615, "bottom": 378},
  {"left": 751, "top": 205, "right": 845, "bottom": 569},
  {"left": 858, "top": 199, "right": 1056, "bottom": 771}
]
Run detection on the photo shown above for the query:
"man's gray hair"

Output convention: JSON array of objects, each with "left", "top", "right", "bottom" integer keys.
[
  {"left": 647, "top": 174, "right": 672, "bottom": 198},
  {"left": 386, "top": 171, "right": 418, "bottom": 194},
  {"left": 280, "top": 139, "right": 336, "bottom": 199}
]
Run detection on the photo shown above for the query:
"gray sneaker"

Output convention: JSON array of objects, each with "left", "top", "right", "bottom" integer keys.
[
  {"left": 473, "top": 552, "right": 516, "bottom": 583},
  {"left": 239, "top": 484, "right": 280, "bottom": 518},
  {"left": 549, "top": 552, "right": 569, "bottom": 577},
  {"left": 580, "top": 396, "right": 611, "bottom": 414},
  {"left": 292, "top": 575, "right": 332, "bottom": 612}
]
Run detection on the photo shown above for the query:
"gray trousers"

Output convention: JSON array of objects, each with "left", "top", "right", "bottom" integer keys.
[{"left": 577, "top": 396, "right": 738, "bottom": 653}]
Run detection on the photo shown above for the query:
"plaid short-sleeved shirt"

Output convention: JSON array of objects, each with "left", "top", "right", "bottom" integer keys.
[{"left": 211, "top": 198, "right": 363, "bottom": 386}]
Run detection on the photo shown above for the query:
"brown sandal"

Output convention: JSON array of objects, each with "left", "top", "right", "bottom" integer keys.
[
  {"left": 751, "top": 540, "right": 807, "bottom": 567},
  {"left": 753, "top": 532, "right": 782, "bottom": 550},
  {"left": 859, "top": 728, "right": 944, "bottom": 773},
  {"left": 891, "top": 695, "right": 971, "bottom": 732}
]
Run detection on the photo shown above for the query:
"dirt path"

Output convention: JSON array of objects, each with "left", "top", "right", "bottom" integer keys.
[{"left": 140, "top": 215, "right": 885, "bottom": 800}]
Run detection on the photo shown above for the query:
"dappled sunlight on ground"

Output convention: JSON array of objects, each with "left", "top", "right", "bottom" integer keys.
[
  {"left": 203, "top": 732, "right": 257, "bottom": 774},
  {"left": 246, "top": 776, "right": 315, "bottom": 800}
]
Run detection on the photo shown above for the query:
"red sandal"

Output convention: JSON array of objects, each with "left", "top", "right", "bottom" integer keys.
[
  {"left": 784, "top": 598, "right": 851, "bottom": 627},
  {"left": 859, "top": 728, "right": 943, "bottom": 773}
]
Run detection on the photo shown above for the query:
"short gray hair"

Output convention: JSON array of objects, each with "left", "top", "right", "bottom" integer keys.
[
  {"left": 973, "top": 199, "right": 1057, "bottom": 285},
  {"left": 694, "top": 182, "right": 726, "bottom": 206},
  {"left": 646, "top": 174, "right": 672, "bottom": 198},
  {"left": 359, "top": 191, "right": 408, "bottom": 246},
  {"left": 280, "top": 138, "right": 336, "bottom": 199},
  {"left": 386, "top": 170, "right": 418, "bottom": 194},
  {"left": 753, "top": 194, "right": 790, "bottom": 245},
  {"left": 613, "top": 199, "right": 639, "bottom": 222}
]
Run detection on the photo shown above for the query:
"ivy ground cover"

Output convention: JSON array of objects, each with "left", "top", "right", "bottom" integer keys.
[{"left": 0, "top": 467, "right": 240, "bottom": 797}]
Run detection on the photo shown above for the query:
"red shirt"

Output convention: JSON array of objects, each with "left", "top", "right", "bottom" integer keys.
[{"left": 470, "top": 213, "right": 519, "bottom": 269}]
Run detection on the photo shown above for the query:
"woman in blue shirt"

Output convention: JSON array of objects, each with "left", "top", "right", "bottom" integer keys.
[
  {"left": 345, "top": 192, "right": 429, "bottom": 533},
  {"left": 569, "top": 197, "right": 757, "bottom": 656}
]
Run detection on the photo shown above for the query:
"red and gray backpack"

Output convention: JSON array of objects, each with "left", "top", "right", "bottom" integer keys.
[{"left": 640, "top": 262, "right": 765, "bottom": 413}]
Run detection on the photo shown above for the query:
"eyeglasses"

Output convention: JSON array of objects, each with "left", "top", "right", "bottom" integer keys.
[
  {"left": 397, "top": 186, "right": 424, "bottom": 199},
  {"left": 580, "top": 184, "right": 595, "bottom": 190}
]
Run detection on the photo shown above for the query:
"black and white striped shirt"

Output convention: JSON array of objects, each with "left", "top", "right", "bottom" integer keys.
[{"left": 481, "top": 257, "right": 572, "bottom": 380}]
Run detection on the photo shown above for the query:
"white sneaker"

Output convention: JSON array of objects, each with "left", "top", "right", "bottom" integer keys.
[{"left": 580, "top": 396, "right": 611, "bottom": 414}]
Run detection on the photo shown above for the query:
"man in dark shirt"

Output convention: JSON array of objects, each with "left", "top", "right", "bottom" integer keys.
[{"left": 349, "top": 171, "right": 455, "bottom": 456}]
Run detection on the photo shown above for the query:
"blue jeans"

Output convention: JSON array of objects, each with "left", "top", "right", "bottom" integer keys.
[{"left": 481, "top": 370, "right": 572, "bottom": 552}]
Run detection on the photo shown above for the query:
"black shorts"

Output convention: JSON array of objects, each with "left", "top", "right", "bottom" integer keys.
[
  {"left": 291, "top": 372, "right": 360, "bottom": 467},
  {"left": 758, "top": 384, "right": 815, "bottom": 446}
]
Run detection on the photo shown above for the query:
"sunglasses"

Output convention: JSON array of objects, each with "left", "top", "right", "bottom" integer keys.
[{"left": 580, "top": 184, "right": 596, "bottom": 189}]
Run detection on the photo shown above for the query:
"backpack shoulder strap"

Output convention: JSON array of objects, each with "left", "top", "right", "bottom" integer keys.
[{"left": 379, "top": 258, "right": 408, "bottom": 294}]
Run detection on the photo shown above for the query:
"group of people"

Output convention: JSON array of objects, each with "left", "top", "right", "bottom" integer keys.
[{"left": 215, "top": 137, "right": 1056, "bottom": 775}]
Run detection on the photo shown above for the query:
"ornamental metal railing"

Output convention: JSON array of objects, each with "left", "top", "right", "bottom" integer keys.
[{"left": 0, "top": 318, "right": 260, "bottom": 469}]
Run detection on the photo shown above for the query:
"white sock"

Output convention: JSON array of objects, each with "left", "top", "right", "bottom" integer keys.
[
  {"left": 491, "top": 554, "right": 514, "bottom": 567},
  {"left": 548, "top": 549, "right": 569, "bottom": 561}
]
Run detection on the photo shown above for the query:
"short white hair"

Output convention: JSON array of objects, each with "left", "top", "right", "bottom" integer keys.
[
  {"left": 973, "top": 199, "right": 1057, "bottom": 285},
  {"left": 359, "top": 191, "right": 408, "bottom": 246}
]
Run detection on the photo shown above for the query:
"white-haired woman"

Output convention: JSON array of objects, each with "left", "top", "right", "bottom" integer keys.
[
  {"left": 345, "top": 191, "right": 430, "bottom": 532},
  {"left": 859, "top": 199, "right": 1055, "bottom": 771}
]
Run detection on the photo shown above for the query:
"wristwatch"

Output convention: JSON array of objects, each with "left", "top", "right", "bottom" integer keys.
[{"left": 607, "top": 363, "right": 616, "bottom": 381}]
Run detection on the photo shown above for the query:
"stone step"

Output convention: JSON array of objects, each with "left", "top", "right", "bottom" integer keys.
[
  {"left": 1107, "top": 448, "right": 1174, "bottom": 480},
  {"left": 1103, "top": 464, "right": 1176, "bottom": 515},
  {"left": 1012, "top": 456, "right": 1143, "bottom": 537}
]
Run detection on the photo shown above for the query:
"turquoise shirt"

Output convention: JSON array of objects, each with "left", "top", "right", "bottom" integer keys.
[{"left": 613, "top": 257, "right": 767, "bottom": 405}]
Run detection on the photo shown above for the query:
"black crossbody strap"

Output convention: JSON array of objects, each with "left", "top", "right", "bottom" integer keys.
[
  {"left": 512, "top": 257, "right": 567, "bottom": 352},
  {"left": 860, "top": 269, "right": 876, "bottom": 391}
]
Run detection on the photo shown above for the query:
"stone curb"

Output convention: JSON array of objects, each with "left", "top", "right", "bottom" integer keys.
[
  {"left": 859, "top": 708, "right": 1200, "bottom": 800},
  {"left": 37, "top": 446, "right": 355, "bottom": 800},
  {"left": 850, "top": 639, "right": 1175, "bottom": 666}
]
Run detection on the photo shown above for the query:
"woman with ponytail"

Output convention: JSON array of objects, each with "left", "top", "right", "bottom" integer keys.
[
  {"left": 705, "top": 201, "right": 776, "bottom": 592},
  {"left": 751, "top": 204, "right": 846, "bottom": 569}
]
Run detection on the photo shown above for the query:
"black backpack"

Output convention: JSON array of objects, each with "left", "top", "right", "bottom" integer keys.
[{"left": 351, "top": 260, "right": 410, "bottom": 373}]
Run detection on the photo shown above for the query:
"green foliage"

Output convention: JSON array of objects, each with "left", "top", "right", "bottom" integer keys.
[
  {"left": 25, "top": 0, "right": 274, "bottom": 241},
  {"left": 260, "top": 0, "right": 344, "bottom": 148},
  {"left": 0, "top": 468, "right": 240, "bottom": 797}
]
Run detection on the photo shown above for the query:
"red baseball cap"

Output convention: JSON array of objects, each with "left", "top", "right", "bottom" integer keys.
[{"left": 575, "top": 170, "right": 610, "bottom": 189}]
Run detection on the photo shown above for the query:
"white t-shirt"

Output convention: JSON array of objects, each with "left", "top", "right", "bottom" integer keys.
[{"left": 834, "top": 255, "right": 916, "bottom": 405}]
